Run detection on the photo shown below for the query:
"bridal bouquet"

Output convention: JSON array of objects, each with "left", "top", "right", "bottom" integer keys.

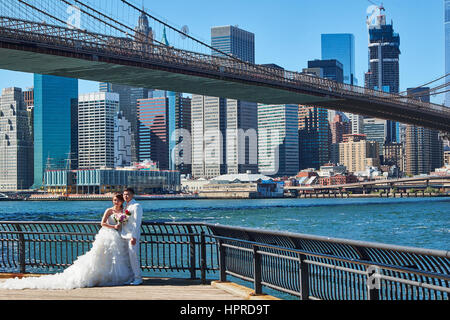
[{"left": 114, "top": 209, "right": 132, "bottom": 225}]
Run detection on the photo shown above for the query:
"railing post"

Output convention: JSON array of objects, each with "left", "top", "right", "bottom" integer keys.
[
  {"left": 200, "top": 231, "right": 206, "bottom": 284},
  {"left": 218, "top": 239, "right": 226, "bottom": 282},
  {"left": 188, "top": 227, "right": 197, "bottom": 280},
  {"left": 298, "top": 254, "right": 309, "bottom": 300},
  {"left": 15, "top": 224, "right": 26, "bottom": 274},
  {"left": 252, "top": 245, "right": 262, "bottom": 295},
  {"left": 366, "top": 265, "right": 380, "bottom": 300}
]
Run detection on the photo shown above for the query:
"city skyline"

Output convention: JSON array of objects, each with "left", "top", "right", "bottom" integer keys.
[{"left": 0, "top": 0, "right": 446, "bottom": 105}]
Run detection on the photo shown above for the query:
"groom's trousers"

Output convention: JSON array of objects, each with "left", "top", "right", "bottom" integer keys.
[{"left": 128, "top": 238, "right": 142, "bottom": 281}]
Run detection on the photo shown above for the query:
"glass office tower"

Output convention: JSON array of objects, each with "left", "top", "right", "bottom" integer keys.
[
  {"left": 33, "top": 74, "right": 78, "bottom": 188},
  {"left": 321, "top": 33, "right": 356, "bottom": 85}
]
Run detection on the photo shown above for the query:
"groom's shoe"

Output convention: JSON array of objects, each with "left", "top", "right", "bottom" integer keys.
[{"left": 130, "top": 278, "right": 143, "bottom": 286}]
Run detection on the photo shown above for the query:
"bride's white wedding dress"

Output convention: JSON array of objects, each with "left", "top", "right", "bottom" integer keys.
[{"left": 0, "top": 215, "right": 134, "bottom": 290}]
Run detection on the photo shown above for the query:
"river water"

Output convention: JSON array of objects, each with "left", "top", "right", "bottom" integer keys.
[{"left": 0, "top": 197, "right": 448, "bottom": 250}]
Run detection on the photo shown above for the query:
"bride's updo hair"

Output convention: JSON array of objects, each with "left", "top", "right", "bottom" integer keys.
[{"left": 113, "top": 193, "right": 125, "bottom": 209}]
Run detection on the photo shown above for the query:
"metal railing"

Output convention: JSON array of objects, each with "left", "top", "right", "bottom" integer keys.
[
  {"left": 0, "top": 16, "right": 449, "bottom": 120},
  {"left": 0, "top": 221, "right": 449, "bottom": 300}
]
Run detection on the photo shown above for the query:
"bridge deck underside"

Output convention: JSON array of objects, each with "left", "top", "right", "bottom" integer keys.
[
  {"left": 0, "top": 47, "right": 330, "bottom": 105},
  {"left": 0, "top": 45, "right": 449, "bottom": 132}
]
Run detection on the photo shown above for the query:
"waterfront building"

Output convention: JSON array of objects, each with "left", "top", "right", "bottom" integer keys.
[
  {"left": 364, "top": 7, "right": 400, "bottom": 144},
  {"left": 446, "top": 0, "right": 450, "bottom": 106},
  {"left": 298, "top": 106, "right": 330, "bottom": 170},
  {"left": 33, "top": 75, "right": 78, "bottom": 188},
  {"left": 44, "top": 167, "right": 180, "bottom": 194},
  {"left": 318, "top": 174, "right": 358, "bottom": 186},
  {"left": 78, "top": 92, "right": 119, "bottom": 169},
  {"left": 114, "top": 111, "right": 132, "bottom": 168},
  {"left": 258, "top": 104, "right": 299, "bottom": 177},
  {"left": 0, "top": 87, "right": 34, "bottom": 190},
  {"left": 339, "top": 134, "right": 379, "bottom": 173}
]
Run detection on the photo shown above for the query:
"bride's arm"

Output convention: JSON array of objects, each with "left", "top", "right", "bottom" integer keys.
[{"left": 100, "top": 209, "right": 119, "bottom": 230}]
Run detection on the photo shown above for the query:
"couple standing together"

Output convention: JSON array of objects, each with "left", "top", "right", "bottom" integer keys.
[{"left": 0, "top": 188, "right": 143, "bottom": 290}]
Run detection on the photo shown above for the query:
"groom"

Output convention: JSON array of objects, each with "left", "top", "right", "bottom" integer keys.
[{"left": 122, "top": 187, "right": 143, "bottom": 285}]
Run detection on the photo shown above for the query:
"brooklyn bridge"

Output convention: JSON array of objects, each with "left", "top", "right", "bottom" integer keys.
[{"left": 0, "top": 0, "right": 449, "bottom": 132}]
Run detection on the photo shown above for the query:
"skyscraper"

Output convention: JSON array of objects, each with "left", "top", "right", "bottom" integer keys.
[
  {"left": 190, "top": 25, "right": 258, "bottom": 179},
  {"left": 258, "top": 104, "right": 299, "bottom": 176},
  {"left": 445, "top": 0, "right": 450, "bottom": 106},
  {"left": 364, "top": 7, "right": 400, "bottom": 144},
  {"left": 191, "top": 95, "right": 227, "bottom": 179},
  {"left": 137, "top": 90, "right": 191, "bottom": 172},
  {"left": 33, "top": 75, "right": 78, "bottom": 188},
  {"left": 321, "top": 34, "right": 356, "bottom": 85},
  {"left": 405, "top": 88, "right": 443, "bottom": 175},
  {"left": 211, "top": 25, "right": 255, "bottom": 63},
  {"left": 137, "top": 91, "right": 170, "bottom": 170},
  {"left": 320, "top": 33, "right": 363, "bottom": 134},
  {"left": 298, "top": 106, "right": 329, "bottom": 170},
  {"left": 114, "top": 111, "right": 132, "bottom": 168},
  {"left": 99, "top": 83, "right": 149, "bottom": 164},
  {"left": 298, "top": 61, "right": 340, "bottom": 169},
  {"left": 78, "top": 92, "right": 119, "bottom": 169},
  {"left": 0, "top": 87, "right": 34, "bottom": 190}
]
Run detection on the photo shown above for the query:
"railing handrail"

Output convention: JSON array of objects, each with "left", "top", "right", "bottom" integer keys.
[
  {"left": 207, "top": 233, "right": 450, "bottom": 281},
  {"left": 202, "top": 222, "right": 450, "bottom": 258},
  {"left": 1, "top": 220, "right": 448, "bottom": 258}
]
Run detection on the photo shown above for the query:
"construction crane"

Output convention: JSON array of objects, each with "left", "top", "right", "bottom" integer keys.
[{"left": 366, "top": 0, "right": 385, "bottom": 27}]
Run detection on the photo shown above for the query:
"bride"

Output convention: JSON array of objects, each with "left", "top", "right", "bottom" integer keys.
[{"left": 0, "top": 193, "right": 134, "bottom": 290}]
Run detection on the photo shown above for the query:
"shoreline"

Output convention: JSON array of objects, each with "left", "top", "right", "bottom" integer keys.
[{"left": 1, "top": 192, "right": 448, "bottom": 201}]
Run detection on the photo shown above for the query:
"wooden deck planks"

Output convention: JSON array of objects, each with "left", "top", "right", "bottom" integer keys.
[{"left": 0, "top": 277, "right": 243, "bottom": 300}]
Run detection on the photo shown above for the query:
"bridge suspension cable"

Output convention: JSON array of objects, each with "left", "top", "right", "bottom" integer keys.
[{"left": 398, "top": 73, "right": 450, "bottom": 95}]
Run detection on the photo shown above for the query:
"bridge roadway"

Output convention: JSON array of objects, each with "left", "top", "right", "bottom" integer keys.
[
  {"left": 0, "top": 17, "right": 449, "bottom": 132},
  {"left": 286, "top": 175, "right": 450, "bottom": 191}
]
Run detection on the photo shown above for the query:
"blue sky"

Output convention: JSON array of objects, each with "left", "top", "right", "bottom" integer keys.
[{"left": 0, "top": 0, "right": 446, "bottom": 104}]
